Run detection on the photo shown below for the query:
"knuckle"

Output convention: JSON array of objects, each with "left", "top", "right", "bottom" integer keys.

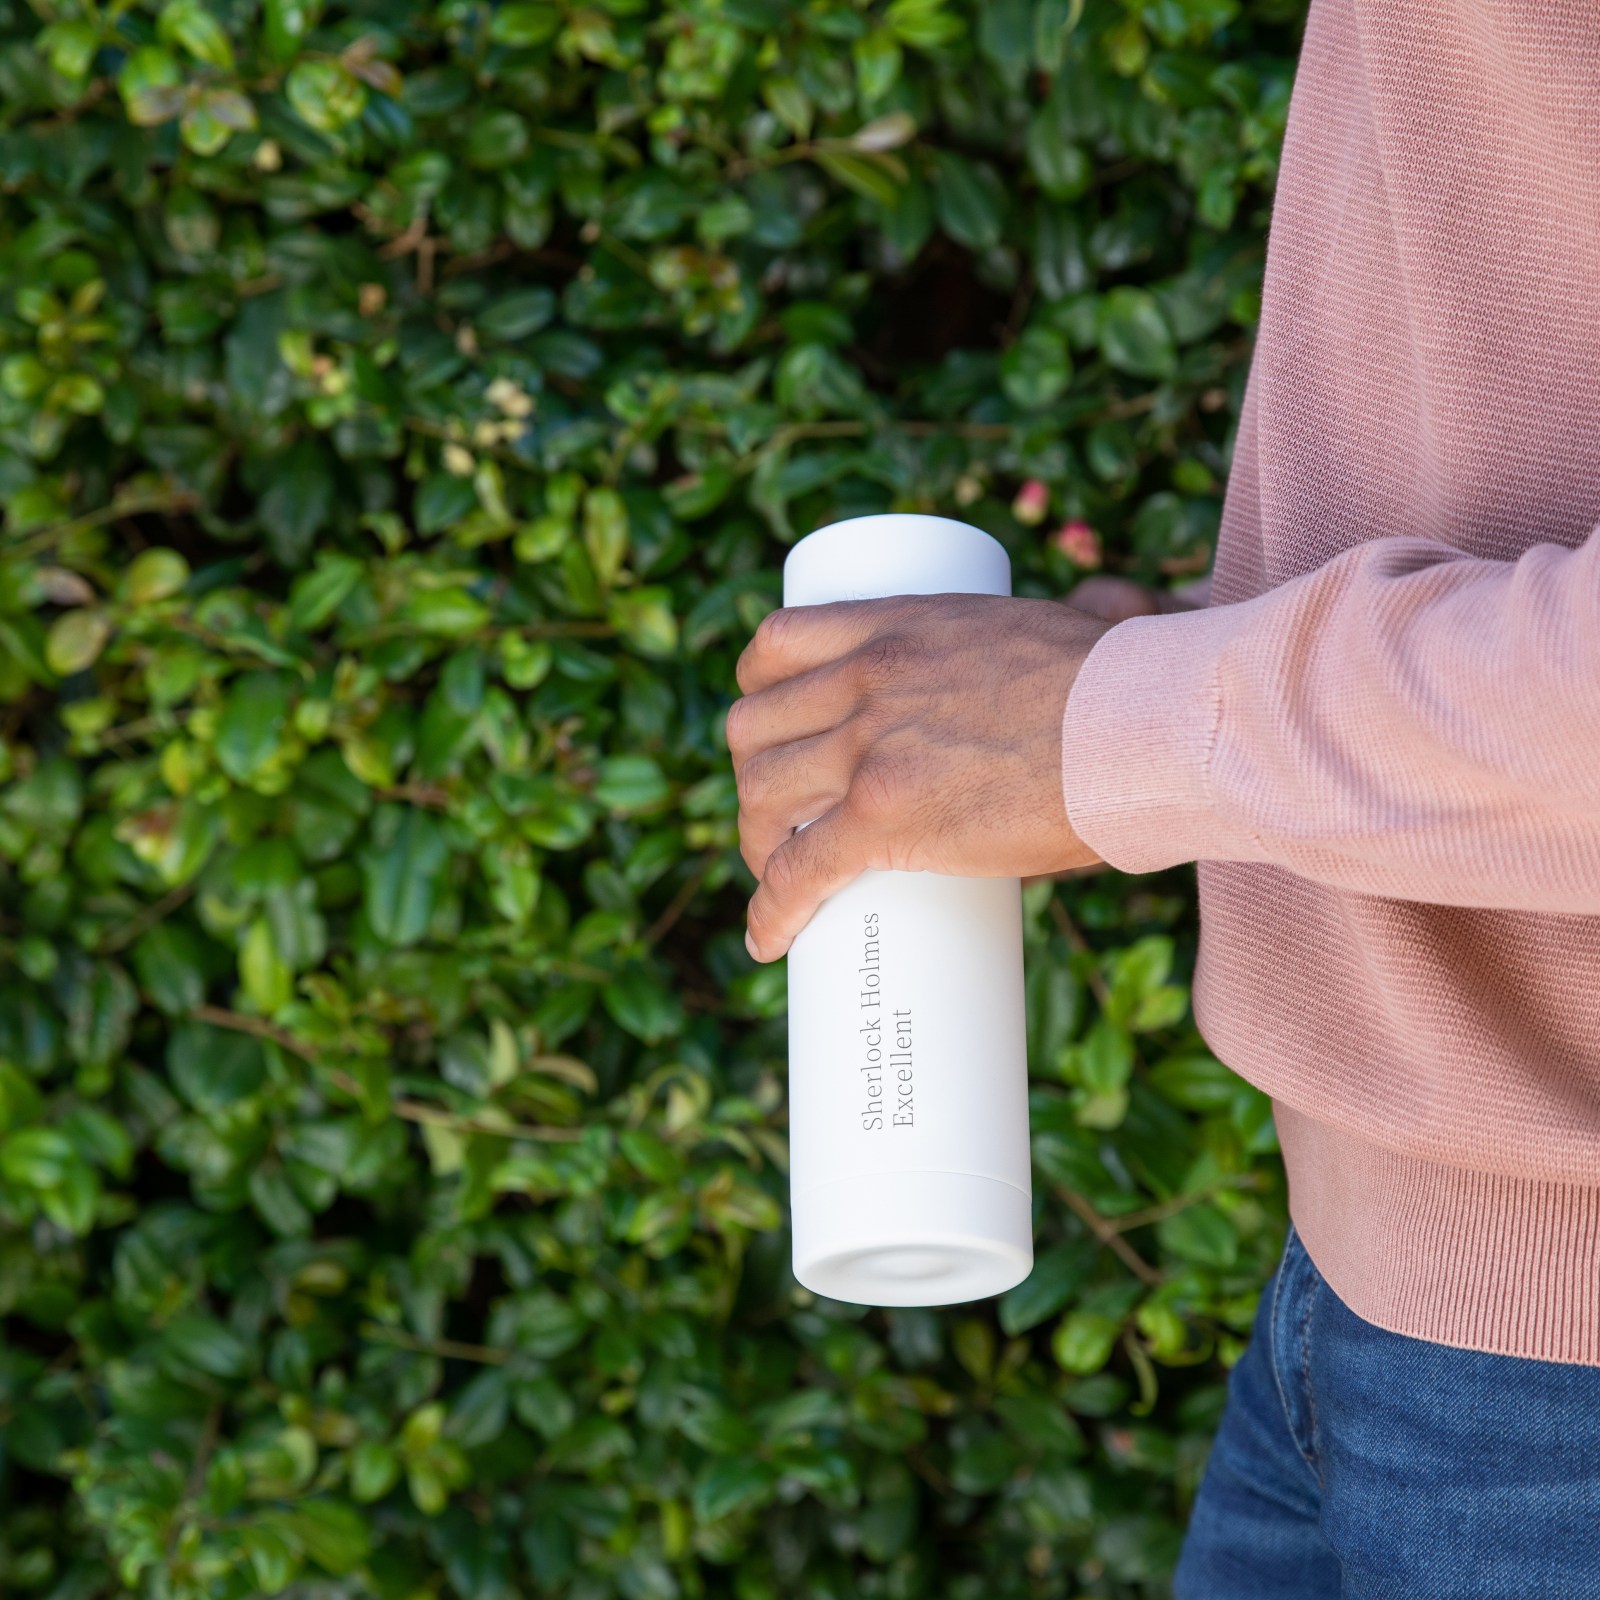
[
  {"left": 724, "top": 695, "right": 752, "bottom": 755},
  {"left": 752, "top": 605, "right": 795, "bottom": 656},
  {"left": 734, "top": 750, "right": 771, "bottom": 809},
  {"left": 851, "top": 754, "right": 906, "bottom": 822},
  {"left": 736, "top": 607, "right": 796, "bottom": 692},
  {"left": 761, "top": 844, "right": 800, "bottom": 897}
]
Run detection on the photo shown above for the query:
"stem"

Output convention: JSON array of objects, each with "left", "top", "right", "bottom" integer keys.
[
  {"left": 8, "top": 490, "right": 200, "bottom": 557},
  {"left": 1109, "top": 1175, "right": 1259, "bottom": 1236},
  {"left": 361, "top": 1323, "right": 512, "bottom": 1366},
  {"left": 97, "top": 881, "right": 196, "bottom": 956},
  {"left": 643, "top": 854, "right": 718, "bottom": 946},
  {"left": 1049, "top": 896, "right": 1110, "bottom": 1007},
  {"left": 1055, "top": 1185, "right": 1162, "bottom": 1287},
  {"left": 190, "top": 1005, "right": 585, "bottom": 1143}
]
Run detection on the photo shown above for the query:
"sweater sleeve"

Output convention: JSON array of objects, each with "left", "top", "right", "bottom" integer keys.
[{"left": 1060, "top": 527, "right": 1600, "bottom": 913}]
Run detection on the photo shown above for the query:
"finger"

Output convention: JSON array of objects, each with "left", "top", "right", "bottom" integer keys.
[
  {"left": 745, "top": 800, "right": 876, "bottom": 961},
  {"left": 1064, "top": 576, "right": 1161, "bottom": 624},
  {"left": 736, "top": 597, "right": 921, "bottom": 694},
  {"left": 736, "top": 724, "right": 859, "bottom": 878},
  {"left": 726, "top": 654, "right": 860, "bottom": 766}
]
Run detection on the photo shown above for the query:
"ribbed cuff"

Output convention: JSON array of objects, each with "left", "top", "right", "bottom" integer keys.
[
  {"left": 1278, "top": 1104, "right": 1600, "bottom": 1366},
  {"left": 1061, "top": 604, "right": 1264, "bottom": 874}
]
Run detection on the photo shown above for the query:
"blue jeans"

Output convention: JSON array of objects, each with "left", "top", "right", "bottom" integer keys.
[{"left": 1175, "top": 1225, "right": 1600, "bottom": 1598}]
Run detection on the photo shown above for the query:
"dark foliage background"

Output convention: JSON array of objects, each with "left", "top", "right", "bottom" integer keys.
[{"left": 0, "top": 0, "right": 1305, "bottom": 1592}]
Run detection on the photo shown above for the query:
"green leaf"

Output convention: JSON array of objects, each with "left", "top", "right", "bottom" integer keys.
[
  {"left": 259, "top": 439, "right": 335, "bottom": 566},
  {"left": 583, "top": 487, "right": 629, "bottom": 588},
  {"left": 1053, "top": 1310, "right": 1120, "bottom": 1374},
  {"left": 38, "top": 19, "right": 99, "bottom": 81},
  {"left": 1098, "top": 287, "right": 1179, "bottom": 380},
  {"left": 602, "top": 966, "right": 685, "bottom": 1044},
  {"left": 931, "top": 151, "right": 1004, "bottom": 250},
  {"left": 361, "top": 807, "right": 450, "bottom": 947},
  {"left": 853, "top": 30, "right": 903, "bottom": 103},
  {"left": 270, "top": 1502, "right": 371, "bottom": 1575},
  {"left": 403, "top": 587, "right": 491, "bottom": 636},
  {"left": 264, "top": 0, "right": 321, "bottom": 62},
  {"left": 1000, "top": 326, "right": 1072, "bottom": 410},
  {"left": 0, "top": 1128, "right": 76, "bottom": 1189},
  {"left": 1069, "top": 1017, "right": 1133, "bottom": 1095},
  {"left": 1026, "top": 116, "right": 1091, "bottom": 199},
  {"left": 288, "top": 553, "right": 363, "bottom": 630},
  {"left": 168, "top": 1021, "right": 268, "bottom": 1108},
  {"left": 693, "top": 1457, "right": 776, "bottom": 1523},
  {"left": 250, "top": 1163, "right": 313, "bottom": 1235},
  {"left": 350, "top": 1440, "right": 400, "bottom": 1502},
  {"left": 467, "top": 110, "right": 531, "bottom": 169},
  {"left": 240, "top": 915, "right": 293, "bottom": 1012},
  {"left": 1149, "top": 1052, "right": 1244, "bottom": 1111},
  {"left": 762, "top": 76, "right": 811, "bottom": 139},
  {"left": 1156, "top": 1202, "right": 1239, "bottom": 1268},
  {"left": 607, "top": 587, "right": 678, "bottom": 658},
  {"left": 215, "top": 672, "right": 294, "bottom": 784},
  {"left": 118, "top": 46, "right": 185, "bottom": 126},
  {"left": 162, "top": 1313, "right": 253, "bottom": 1380},
  {"left": 814, "top": 149, "right": 903, "bottom": 208},
  {"left": 887, "top": 0, "right": 966, "bottom": 51},
  {"left": 490, "top": 3, "right": 563, "bottom": 46},
  {"left": 158, "top": 0, "right": 236, "bottom": 70},
  {"left": 593, "top": 755, "right": 670, "bottom": 812},
  {"left": 45, "top": 609, "right": 112, "bottom": 675},
  {"left": 998, "top": 1239, "right": 1096, "bottom": 1335},
  {"left": 287, "top": 59, "right": 368, "bottom": 133},
  {"left": 121, "top": 548, "right": 190, "bottom": 604},
  {"left": 479, "top": 287, "right": 556, "bottom": 341}
]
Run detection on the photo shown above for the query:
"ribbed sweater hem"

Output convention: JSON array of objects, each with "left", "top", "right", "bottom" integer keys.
[{"left": 1276, "top": 1103, "right": 1600, "bottom": 1367}]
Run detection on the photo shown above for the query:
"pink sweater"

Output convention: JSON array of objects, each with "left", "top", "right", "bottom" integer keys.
[{"left": 1061, "top": 0, "right": 1600, "bottom": 1364}]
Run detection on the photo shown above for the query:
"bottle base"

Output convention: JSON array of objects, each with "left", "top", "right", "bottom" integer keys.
[{"left": 791, "top": 1169, "right": 1033, "bottom": 1307}]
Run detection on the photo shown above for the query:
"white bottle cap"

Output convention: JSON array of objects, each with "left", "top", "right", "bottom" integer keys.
[{"left": 783, "top": 513, "right": 1012, "bottom": 607}]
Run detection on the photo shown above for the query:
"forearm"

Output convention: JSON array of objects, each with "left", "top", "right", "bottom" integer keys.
[{"left": 1063, "top": 528, "right": 1600, "bottom": 913}]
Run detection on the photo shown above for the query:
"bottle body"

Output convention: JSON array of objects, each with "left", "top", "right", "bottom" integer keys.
[{"left": 781, "top": 515, "right": 1033, "bottom": 1307}]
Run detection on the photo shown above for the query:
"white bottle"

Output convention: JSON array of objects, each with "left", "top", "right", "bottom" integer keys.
[{"left": 782, "top": 513, "right": 1033, "bottom": 1308}]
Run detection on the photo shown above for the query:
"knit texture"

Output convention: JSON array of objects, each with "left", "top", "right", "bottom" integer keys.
[{"left": 1061, "top": 0, "right": 1600, "bottom": 1363}]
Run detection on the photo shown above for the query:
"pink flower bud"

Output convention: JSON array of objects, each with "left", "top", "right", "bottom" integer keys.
[
  {"left": 1053, "top": 519, "right": 1103, "bottom": 569},
  {"left": 1012, "top": 478, "right": 1049, "bottom": 526}
]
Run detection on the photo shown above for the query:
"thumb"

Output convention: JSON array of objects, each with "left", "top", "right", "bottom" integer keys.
[{"left": 1064, "top": 576, "right": 1163, "bottom": 623}]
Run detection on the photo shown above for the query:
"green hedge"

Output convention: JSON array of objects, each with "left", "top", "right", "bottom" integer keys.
[{"left": 0, "top": 0, "right": 1303, "bottom": 1593}]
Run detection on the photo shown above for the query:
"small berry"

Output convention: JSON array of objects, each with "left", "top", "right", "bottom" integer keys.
[
  {"left": 1012, "top": 478, "right": 1049, "bottom": 526},
  {"left": 1053, "top": 519, "right": 1103, "bottom": 569}
]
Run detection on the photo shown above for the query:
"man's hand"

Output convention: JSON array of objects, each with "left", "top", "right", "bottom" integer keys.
[
  {"left": 1066, "top": 573, "right": 1211, "bottom": 620},
  {"left": 729, "top": 594, "right": 1115, "bottom": 961}
]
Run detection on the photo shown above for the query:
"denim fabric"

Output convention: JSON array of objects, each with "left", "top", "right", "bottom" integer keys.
[{"left": 1174, "top": 1225, "right": 1600, "bottom": 1599}]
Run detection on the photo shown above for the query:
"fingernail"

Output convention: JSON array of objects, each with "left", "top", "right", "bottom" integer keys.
[{"left": 745, "top": 930, "right": 759, "bottom": 961}]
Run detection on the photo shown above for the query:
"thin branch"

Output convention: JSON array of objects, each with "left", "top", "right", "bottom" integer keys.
[
  {"left": 1109, "top": 1175, "right": 1260, "bottom": 1236},
  {"left": 1049, "top": 896, "right": 1110, "bottom": 1007},
  {"left": 190, "top": 1005, "right": 585, "bottom": 1142},
  {"left": 194, "top": 1004, "right": 317, "bottom": 1062},
  {"left": 361, "top": 1323, "right": 512, "bottom": 1365},
  {"left": 373, "top": 1090, "right": 585, "bottom": 1145},
  {"left": 7, "top": 490, "right": 201, "bottom": 557},
  {"left": 167, "top": 1406, "right": 222, "bottom": 1560},
  {"left": 643, "top": 854, "right": 718, "bottom": 946},
  {"left": 375, "top": 782, "right": 452, "bottom": 810},
  {"left": 1055, "top": 1184, "right": 1162, "bottom": 1287},
  {"left": 97, "top": 881, "right": 195, "bottom": 956}
]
